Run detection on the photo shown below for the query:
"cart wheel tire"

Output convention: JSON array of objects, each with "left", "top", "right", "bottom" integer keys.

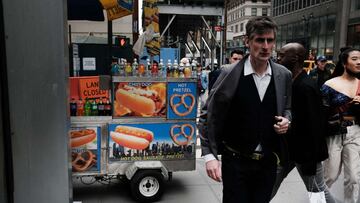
[{"left": 130, "top": 170, "right": 164, "bottom": 202}]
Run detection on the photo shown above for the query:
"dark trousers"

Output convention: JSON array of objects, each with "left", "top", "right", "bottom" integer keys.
[{"left": 222, "top": 152, "right": 277, "bottom": 203}]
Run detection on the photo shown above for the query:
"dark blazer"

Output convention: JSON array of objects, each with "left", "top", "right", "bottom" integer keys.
[
  {"left": 200, "top": 55, "right": 292, "bottom": 160},
  {"left": 289, "top": 71, "right": 328, "bottom": 168}
]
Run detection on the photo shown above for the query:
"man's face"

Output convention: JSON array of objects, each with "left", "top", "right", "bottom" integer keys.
[
  {"left": 246, "top": 31, "right": 275, "bottom": 62},
  {"left": 277, "top": 46, "right": 295, "bottom": 70},
  {"left": 229, "top": 53, "right": 243, "bottom": 64},
  {"left": 317, "top": 60, "right": 327, "bottom": 70}
]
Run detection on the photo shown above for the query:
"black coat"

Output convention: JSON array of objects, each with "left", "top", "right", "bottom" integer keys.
[{"left": 288, "top": 71, "right": 328, "bottom": 174}]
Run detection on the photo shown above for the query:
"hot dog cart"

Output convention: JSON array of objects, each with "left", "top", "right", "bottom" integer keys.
[{"left": 70, "top": 76, "right": 198, "bottom": 202}]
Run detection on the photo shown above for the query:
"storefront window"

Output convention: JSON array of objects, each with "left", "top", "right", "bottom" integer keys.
[
  {"left": 287, "top": 24, "right": 293, "bottom": 39},
  {"left": 319, "top": 16, "right": 327, "bottom": 35},
  {"left": 350, "top": 0, "right": 360, "bottom": 11},
  {"left": 347, "top": 24, "right": 360, "bottom": 49}
]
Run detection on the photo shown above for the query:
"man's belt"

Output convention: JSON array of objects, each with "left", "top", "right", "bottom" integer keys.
[
  {"left": 223, "top": 144, "right": 264, "bottom": 161},
  {"left": 342, "top": 116, "right": 358, "bottom": 127}
]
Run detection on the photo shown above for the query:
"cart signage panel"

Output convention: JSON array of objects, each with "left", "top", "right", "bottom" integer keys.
[
  {"left": 70, "top": 127, "right": 101, "bottom": 173},
  {"left": 113, "top": 82, "right": 167, "bottom": 117},
  {"left": 167, "top": 82, "right": 197, "bottom": 119},
  {"left": 79, "top": 77, "right": 109, "bottom": 99},
  {"left": 108, "top": 122, "right": 196, "bottom": 162}
]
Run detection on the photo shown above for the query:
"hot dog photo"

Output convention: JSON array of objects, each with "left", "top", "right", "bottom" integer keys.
[
  {"left": 69, "top": 127, "right": 101, "bottom": 172},
  {"left": 114, "top": 82, "right": 166, "bottom": 117},
  {"left": 108, "top": 123, "right": 196, "bottom": 161}
]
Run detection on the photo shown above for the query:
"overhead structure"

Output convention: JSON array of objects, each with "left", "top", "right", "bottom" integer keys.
[{"left": 157, "top": 0, "right": 224, "bottom": 67}]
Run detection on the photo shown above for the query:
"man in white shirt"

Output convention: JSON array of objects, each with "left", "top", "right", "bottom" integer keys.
[{"left": 199, "top": 16, "right": 292, "bottom": 203}]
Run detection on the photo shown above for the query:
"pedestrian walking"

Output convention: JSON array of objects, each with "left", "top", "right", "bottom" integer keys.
[
  {"left": 199, "top": 16, "right": 292, "bottom": 203},
  {"left": 277, "top": 42, "right": 336, "bottom": 203},
  {"left": 321, "top": 47, "right": 360, "bottom": 203},
  {"left": 309, "top": 55, "right": 332, "bottom": 89}
]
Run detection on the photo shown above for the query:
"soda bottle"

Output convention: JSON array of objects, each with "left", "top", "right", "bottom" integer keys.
[
  {"left": 151, "top": 63, "right": 158, "bottom": 77},
  {"left": 159, "top": 59, "right": 165, "bottom": 78},
  {"left": 179, "top": 62, "right": 185, "bottom": 78},
  {"left": 105, "top": 99, "right": 112, "bottom": 116},
  {"left": 84, "top": 98, "right": 92, "bottom": 116},
  {"left": 191, "top": 59, "right": 197, "bottom": 78},
  {"left": 110, "top": 57, "right": 120, "bottom": 76},
  {"left": 146, "top": 59, "right": 151, "bottom": 77},
  {"left": 138, "top": 64, "right": 145, "bottom": 77},
  {"left": 166, "top": 59, "right": 172, "bottom": 78},
  {"left": 118, "top": 58, "right": 125, "bottom": 76},
  {"left": 132, "top": 58, "right": 138, "bottom": 76},
  {"left": 125, "top": 62, "right": 132, "bottom": 77},
  {"left": 173, "top": 59, "right": 179, "bottom": 78},
  {"left": 184, "top": 62, "right": 192, "bottom": 78},
  {"left": 70, "top": 98, "right": 77, "bottom": 116},
  {"left": 77, "top": 98, "right": 84, "bottom": 116},
  {"left": 98, "top": 97, "right": 105, "bottom": 116},
  {"left": 91, "top": 100, "right": 98, "bottom": 116}
]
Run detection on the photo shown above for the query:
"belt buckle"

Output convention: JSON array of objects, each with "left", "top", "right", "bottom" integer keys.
[
  {"left": 251, "top": 153, "right": 263, "bottom": 160},
  {"left": 341, "top": 120, "right": 355, "bottom": 127}
]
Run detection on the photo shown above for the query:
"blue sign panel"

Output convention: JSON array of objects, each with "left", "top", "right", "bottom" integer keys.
[
  {"left": 108, "top": 122, "right": 196, "bottom": 162},
  {"left": 167, "top": 82, "right": 197, "bottom": 119}
]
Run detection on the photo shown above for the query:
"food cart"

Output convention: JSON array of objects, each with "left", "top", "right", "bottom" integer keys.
[{"left": 69, "top": 75, "right": 197, "bottom": 202}]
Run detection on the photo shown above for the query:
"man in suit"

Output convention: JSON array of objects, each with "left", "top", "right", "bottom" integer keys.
[
  {"left": 276, "top": 43, "right": 336, "bottom": 202},
  {"left": 199, "top": 16, "right": 292, "bottom": 203}
]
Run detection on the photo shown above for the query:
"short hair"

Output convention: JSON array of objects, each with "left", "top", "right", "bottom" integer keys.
[
  {"left": 246, "top": 16, "right": 278, "bottom": 40},
  {"left": 230, "top": 50, "right": 244, "bottom": 57}
]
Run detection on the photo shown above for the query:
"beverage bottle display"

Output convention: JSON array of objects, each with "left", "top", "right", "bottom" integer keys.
[
  {"left": 146, "top": 59, "right": 151, "bottom": 77},
  {"left": 173, "top": 59, "right": 179, "bottom": 78},
  {"left": 84, "top": 99, "right": 92, "bottom": 116},
  {"left": 70, "top": 98, "right": 77, "bottom": 116},
  {"left": 179, "top": 62, "right": 185, "bottom": 78},
  {"left": 98, "top": 98, "right": 105, "bottom": 116},
  {"left": 166, "top": 59, "right": 172, "bottom": 77},
  {"left": 105, "top": 99, "right": 112, "bottom": 116},
  {"left": 125, "top": 62, "right": 132, "bottom": 76},
  {"left": 184, "top": 62, "right": 192, "bottom": 78},
  {"left": 91, "top": 100, "right": 98, "bottom": 116},
  {"left": 132, "top": 58, "right": 138, "bottom": 76},
  {"left": 110, "top": 59, "right": 120, "bottom": 76},
  {"left": 77, "top": 98, "right": 84, "bottom": 116},
  {"left": 118, "top": 58, "right": 125, "bottom": 76},
  {"left": 151, "top": 63, "right": 158, "bottom": 77},
  {"left": 191, "top": 59, "right": 197, "bottom": 78},
  {"left": 138, "top": 64, "right": 145, "bottom": 77},
  {"left": 159, "top": 59, "right": 165, "bottom": 78}
]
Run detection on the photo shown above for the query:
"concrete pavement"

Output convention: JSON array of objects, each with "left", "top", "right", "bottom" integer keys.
[{"left": 73, "top": 158, "right": 344, "bottom": 203}]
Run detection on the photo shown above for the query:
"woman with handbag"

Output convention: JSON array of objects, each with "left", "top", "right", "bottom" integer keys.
[{"left": 321, "top": 47, "right": 360, "bottom": 203}]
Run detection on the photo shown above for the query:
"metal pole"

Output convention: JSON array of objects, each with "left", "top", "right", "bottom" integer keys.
[{"left": 108, "top": 20, "right": 113, "bottom": 72}]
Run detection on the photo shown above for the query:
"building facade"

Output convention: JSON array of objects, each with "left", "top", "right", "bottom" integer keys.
[
  {"left": 226, "top": 0, "right": 271, "bottom": 58},
  {"left": 272, "top": 0, "right": 360, "bottom": 61}
]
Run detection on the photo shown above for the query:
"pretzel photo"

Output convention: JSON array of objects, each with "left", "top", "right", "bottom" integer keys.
[
  {"left": 170, "top": 124, "right": 194, "bottom": 146},
  {"left": 170, "top": 93, "right": 195, "bottom": 117},
  {"left": 71, "top": 150, "right": 97, "bottom": 172}
]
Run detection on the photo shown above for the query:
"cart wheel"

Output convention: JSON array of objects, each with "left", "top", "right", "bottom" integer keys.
[{"left": 130, "top": 170, "right": 164, "bottom": 202}]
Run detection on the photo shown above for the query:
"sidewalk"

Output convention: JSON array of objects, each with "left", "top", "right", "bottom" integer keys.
[{"left": 73, "top": 158, "right": 344, "bottom": 203}]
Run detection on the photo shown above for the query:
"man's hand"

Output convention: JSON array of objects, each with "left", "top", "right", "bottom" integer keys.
[
  {"left": 273, "top": 116, "right": 290, "bottom": 135},
  {"left": 205, "top": 159, "right": 222, "bottom": 182}
]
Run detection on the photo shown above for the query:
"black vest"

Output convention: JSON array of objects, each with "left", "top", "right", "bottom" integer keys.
[{"left": 223, "top": 70, "right": 279, "bottom": 154}]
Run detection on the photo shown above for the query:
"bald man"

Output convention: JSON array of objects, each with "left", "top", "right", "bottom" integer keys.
[{"left": 276, "top": 43, "right": 336, "bottom": 203}]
